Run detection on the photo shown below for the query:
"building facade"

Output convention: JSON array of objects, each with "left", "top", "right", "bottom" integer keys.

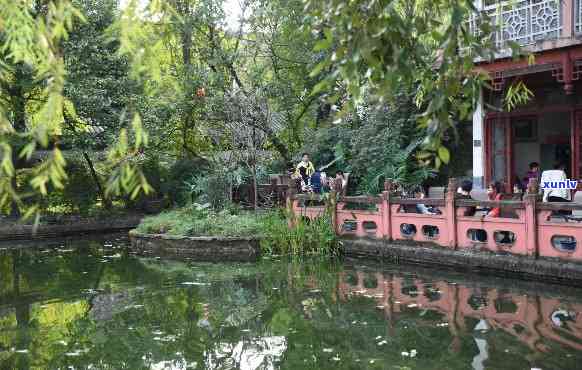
[{"left": 472, "top": 0, "right": 582, "bottom": 189}]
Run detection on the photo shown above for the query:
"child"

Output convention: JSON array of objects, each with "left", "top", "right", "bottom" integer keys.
[
  {"left": 523, "top": 162, "right": 540, "bottom": 188},
  {"left": 294, "top": 153, "right": 315, "bottom": 192}
]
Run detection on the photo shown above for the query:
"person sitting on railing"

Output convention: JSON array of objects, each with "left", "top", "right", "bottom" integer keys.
[
  {"left": 414, "top": 189, "right": 441, "bottom": 215},
  {"left": 294, "top": 153, "right": 315, "bottom": 192},
  {"left": 485, "top": 182, "right": 503, "bottom": 218},
  {"left": 512, "top": 183, "right": 523, "bottom": 200},
  {"left": 485, "top": 182, "right": 513, "bottom": 243},
  {"left": 458, "top": 180, "right": 486, "bottom": 242},
  {"left": 457, "top": 180, "right": 477, "bottom": 217},
  {"left": 541, "top": 163, "right": 572, "bottom": 217},
  {"left": 541, "top": 163, "right": 571, "bottom": 203}
]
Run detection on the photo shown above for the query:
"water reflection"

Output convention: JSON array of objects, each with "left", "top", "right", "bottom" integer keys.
[
  {"left": 338, "top": 269, "right": 582, "bottom": 355},
  {"left": 0, "top": 236, "right": 582, "bottom": 369}
]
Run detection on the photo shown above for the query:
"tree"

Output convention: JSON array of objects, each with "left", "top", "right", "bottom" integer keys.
[
  {"left": 0, "top": 0, "right": 151, "bottom": 218},
  {"left": 304, "top": 0, "right": 524, "bottom": 168},
  {"left": 60, "top": 0, "right": 142, "bottom": 207}
]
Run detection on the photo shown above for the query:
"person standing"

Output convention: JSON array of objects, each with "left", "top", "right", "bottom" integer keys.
[
  {"left": 523, "top": 162, "right": 540, "bottom": 189},
  {"left": 294, "top": 153, "right": 315, "bottom": 192},
  {"left": 335, "top": 171, "right": 348, "bottom": 193}
]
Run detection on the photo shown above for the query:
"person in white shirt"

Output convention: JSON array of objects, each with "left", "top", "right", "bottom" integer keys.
[{"left": 541, "top": 163, "right": 571, "bottom": 203}]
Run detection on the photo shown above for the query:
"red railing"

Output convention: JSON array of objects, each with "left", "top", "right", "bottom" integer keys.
[
  {"left": 338, "top": 270, "right": 582, "bottom": 352},
  {"left": 288, "top": 179, "right": 582, "bottom": 262}
]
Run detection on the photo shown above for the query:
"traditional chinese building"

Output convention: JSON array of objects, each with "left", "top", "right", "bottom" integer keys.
[{"left": 472, "top": 0, "right": 582, "bottom": 189}]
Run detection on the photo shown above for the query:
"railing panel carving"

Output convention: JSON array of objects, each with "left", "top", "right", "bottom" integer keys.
[{"left": 471, "top": 0, "right": 562, "bottom": 47}]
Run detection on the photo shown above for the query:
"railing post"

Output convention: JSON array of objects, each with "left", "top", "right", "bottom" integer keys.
[
  {"left": 445, "top": 178, "right": 458, "bottom": 249},
  {"left": 382, "top": 181, "right": 392, "bottom": 240},
  {"left": 524, "top": 178, "right": 539, "bottom": 257},
  {"left": 329, "top": 191, "right": 338, "bottom": 235},
  {"left": 270, "top": 178, "right": 278, "bottom": 205},
  {"left": 329, "top": 178, "right": 342, "bottom": 234},
  {"left": 286, "top": 184, "right": 297, "bottom": 228}
]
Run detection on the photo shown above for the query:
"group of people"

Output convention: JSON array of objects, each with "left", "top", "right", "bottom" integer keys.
[
  {"left": 293, "top": 153, "right": 347, "bottom": 194},
  {"left": 293, "top": 154, "right": 572, "bottom": 208},
  {"left": 461, "top": 161, "right": 572, "bottom": 210},
  {"left": 517, "top": 161, "right": 571, "bottom": 203}
]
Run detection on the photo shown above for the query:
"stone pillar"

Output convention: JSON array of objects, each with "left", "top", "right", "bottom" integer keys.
[
  {"left": 445, "top": 178, "right": 459, "bottom": 249},
  {"left": 381, "top": 181, "right": 393, "bottom": 240},
  {"left": 472, "top": 86, "right": 485, "bottom": 189},
  {"left": 524, "top": 178, "right": 539, "bottom": 257}
]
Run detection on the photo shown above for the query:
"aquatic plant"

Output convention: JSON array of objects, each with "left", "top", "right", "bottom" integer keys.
[{"left": 258, "top": 209, "right": 339, "bottom": 256}]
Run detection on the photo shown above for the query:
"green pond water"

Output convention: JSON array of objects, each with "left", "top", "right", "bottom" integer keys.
[{"left": 1, "top": 235, "right": 582, "bottom": 369}]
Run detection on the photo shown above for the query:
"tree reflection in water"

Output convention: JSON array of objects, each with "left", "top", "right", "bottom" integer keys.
[{"left": 0, "top": 235, "right": 582, "bottom": 369}]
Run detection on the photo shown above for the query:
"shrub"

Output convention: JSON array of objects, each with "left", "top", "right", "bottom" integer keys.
[
  {"left": 166, "top": 157, "right": 209, "bottom": 205},
  {"left": 46, "top": 159, "right": 99, "bottom": 215}
]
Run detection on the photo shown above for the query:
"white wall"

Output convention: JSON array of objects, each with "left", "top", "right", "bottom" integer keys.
[{"left": 472, "top": 88, "right": 485, "bottom": 188}]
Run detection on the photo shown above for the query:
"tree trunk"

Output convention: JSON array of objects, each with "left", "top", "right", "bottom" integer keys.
[
  {"left": 9, "top": 65, "right": 28, "bottom": 218},
  {"left": 83, "top": 152, "right": 111, "bottom": 209},
  {"left": 176, "top": 1, "right": 197, "bottom": 158},
  {"left": 252, "top": 162, "right": 258, "bottom": 210}
]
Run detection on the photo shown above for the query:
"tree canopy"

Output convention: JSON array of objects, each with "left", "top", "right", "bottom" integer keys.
[{"left": 0, "top": 0, "right": 524, "bottom": 215}]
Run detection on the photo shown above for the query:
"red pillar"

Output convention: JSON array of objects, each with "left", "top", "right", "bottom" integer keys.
[
  {"left": 524, "top": 179, "right": 539, "bottom": 257},
  {"left": 563, "top": 52, "right": 574, "bottom": 95},
  {"left": 445, "top": 178, "right": 458, "bottom": 249}
]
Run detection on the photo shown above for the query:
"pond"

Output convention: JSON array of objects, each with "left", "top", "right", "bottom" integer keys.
[{"left": 1, "top": 235, "right": 582, "bottom": 369}]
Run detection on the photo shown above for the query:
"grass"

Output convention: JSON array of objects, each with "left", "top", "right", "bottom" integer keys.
[
  {"left": 135, "top": 204, "right": 340, "bottom": 256},
  {"left": 135, "top": 204, "right": 264, "bottom": 237}
]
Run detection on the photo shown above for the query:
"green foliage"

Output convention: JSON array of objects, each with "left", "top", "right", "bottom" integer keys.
[
  {"left": 0, "top": 0, "right": 83, "bottom": 215},
  {"left": 0, "top": 0, "right": 524, "bottom": 217},
  {"left": 164, "top": 157, "right": 209, "bottom": 205},
  {"left": 0, "top": 0, "right": 152, "bottom": 218},
  {"left": 103, "top": 114, "right": 152, "bottom": 199},
  {"left": 300, "top": 90, "right": 438, "bottom": 194},
  {"left": 504, "top": 80, "right": 534, "bottom": 111},
  {"left": 350, "top": 91, "right": 434, "bottom": 193},
  {"left": 62, "top": 0, "right": 140, "bottom": 151},
  {"left": 184, "top": 172, "right": 232, "bottom": 210},
  {"left": 57, "top": 159, "right": 99, "bottom": 215},
  {"left": 184, "top": 162, "right": 269, "bottom": 209},
  {"left": 303, "top": 0, "right": 530, "bottom": 169}
]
